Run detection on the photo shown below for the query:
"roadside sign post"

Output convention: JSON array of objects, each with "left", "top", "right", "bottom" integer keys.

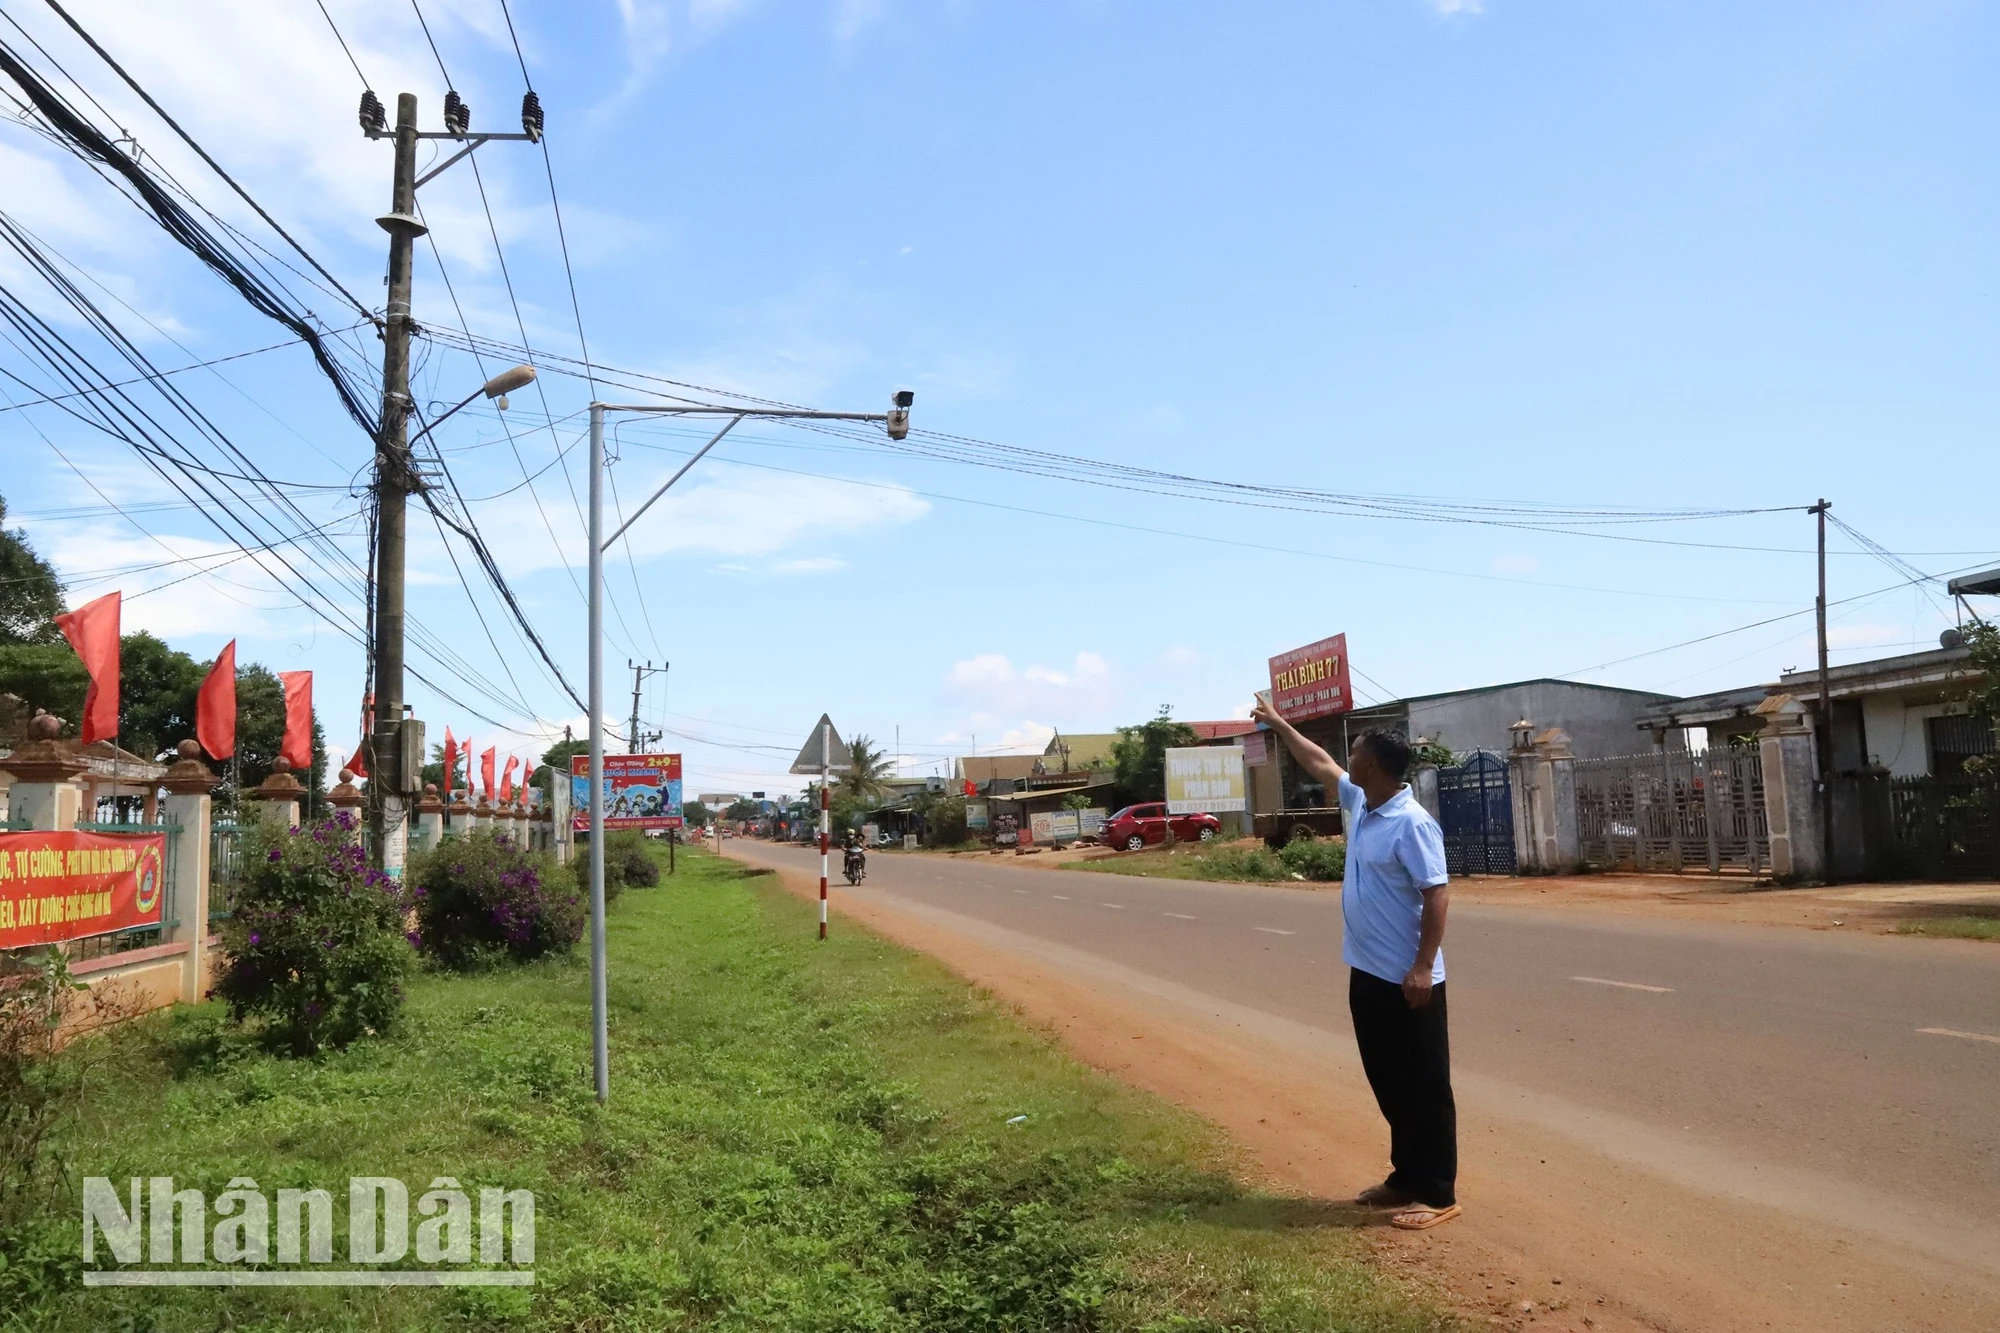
[{"left": 791, "top": 715, "right": 849, "bottom": 940}]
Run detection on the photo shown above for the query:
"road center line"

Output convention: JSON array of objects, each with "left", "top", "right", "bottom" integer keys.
[
  {"left": 1919, "top": 1027, "right": 2000, "bottom": 1045},
  {"left": 1572, "top": 975, "right": 1674, "bottom": 993},
  {"left": 1010, "top": 889, "right": 1028, "bottom": 895},
  {"left": 1051, "top": 894, "right": 1071, "bottom": 901},
  {"left": 1254, "top": 927, "right": 1296, "bottom": 936},
  {"left": 1163, "top": 912, "right": 1197, "bottom": 920},
  {"left": 1100, "top": 903, "right": 1125, "bottom": 909}
]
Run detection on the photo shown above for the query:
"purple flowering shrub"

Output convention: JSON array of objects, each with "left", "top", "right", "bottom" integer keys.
[
  {"left": 407, "top": 828, "right": 583, "bottom": 970},
  {"left": 213, "top": 814, "right": 414, "bottom": 1055}
]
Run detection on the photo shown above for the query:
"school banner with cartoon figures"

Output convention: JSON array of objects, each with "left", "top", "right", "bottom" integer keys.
[
  {"left": 0, "top": 830, "right": 166, "bottom": 949},
  {"left": 570, "top": 753, "right": 684, "bottom": 832}
]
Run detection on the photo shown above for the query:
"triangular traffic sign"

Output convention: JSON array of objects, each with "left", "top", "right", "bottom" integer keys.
[{"left": 789, "top": 714, "right": 850, "bottom": 774}]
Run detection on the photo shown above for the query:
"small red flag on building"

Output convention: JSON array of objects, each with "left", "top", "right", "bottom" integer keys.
[
  {"left": 196, "top": 639, "right": 236, "bottom": 760},
  {"left": 500, "top": 755, "right": 519, "bottom": 803},
  {"left": 277, "top": 671, "right": 313, "bottom": 772},
  {"left": 481, "top": 746, "right": 497, "bottom": 800},
  {"left": 53, "top": 590, "right": 120, "bottom": 744},
  {"left": 442, "top": 728, "right": 458, "bottom": 793}
]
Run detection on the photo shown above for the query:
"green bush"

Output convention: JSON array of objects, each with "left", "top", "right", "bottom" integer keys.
[
  {"left": 407, "top": 827, "right": 583, "bottom": 970},
  {"left": 1278, "top": 835, "right": 1346, "bottom": 881},
  {"left": 570, "top": 829, "right": 659, "bottom": 900},
  {"left": 212, "top": 815, "right": 413, "bottom": 1055}
]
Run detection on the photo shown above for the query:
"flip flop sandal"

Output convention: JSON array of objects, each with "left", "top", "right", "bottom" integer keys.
[
  {"left": 1354, "top": 1184, "right": 1417, "bottom": 1209},
  {"left": 1389, "top": 1203, "right": 1462, "bottom": 1231}
]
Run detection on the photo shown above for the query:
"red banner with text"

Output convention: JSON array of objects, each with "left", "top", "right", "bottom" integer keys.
[
  {"left": 0, "top": 830, "right": 167, "bottom": 949},
  {"left": 1267, "top": 632, "right": 1353, "bottom": 723}
]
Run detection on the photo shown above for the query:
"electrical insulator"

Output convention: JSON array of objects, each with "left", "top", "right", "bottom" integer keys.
[
  {"left": 443, "top": 90, "right": 469, "bottom": 136},
  {"left": 358, "top": 89, "right": 386, "bottom": 135},
  {"left": 520, "top": 90, "right": 544, "bottom": 143}
]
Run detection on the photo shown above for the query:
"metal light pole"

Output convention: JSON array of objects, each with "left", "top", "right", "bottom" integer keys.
[{"left": 582, "top": 393, "right": 912, "bottom": 1102}]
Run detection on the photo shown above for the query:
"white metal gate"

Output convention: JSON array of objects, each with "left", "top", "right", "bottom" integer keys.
[{"left": 1574, "top": 748, "right": 1768, "bottom": 874}]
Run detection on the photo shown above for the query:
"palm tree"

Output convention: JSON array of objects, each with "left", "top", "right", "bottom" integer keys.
[{"left": 838, "top": 734, "right": 894, "bottom": 805}]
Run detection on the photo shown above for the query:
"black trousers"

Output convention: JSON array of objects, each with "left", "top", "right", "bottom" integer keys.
[{"left": 1348, "top": 967, "right": 1457, "bottom": 1207}]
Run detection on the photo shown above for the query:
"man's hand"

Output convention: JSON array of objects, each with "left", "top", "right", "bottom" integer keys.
[
  {"left": 1401, "top": 963, "right": 1435, "bottom": 1009},
  {"left": 1250, "top": 695, "right": 1276, "bottom": 727}
]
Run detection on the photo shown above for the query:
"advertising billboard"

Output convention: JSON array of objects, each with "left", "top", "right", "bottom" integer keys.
[
  {"left": 1268, "top": 633, "right": 1353, "bottom": 723},
  {"left": 0, "top": 830, "right": 166, "bottom": 949},
  {"left": 571, "top": 754, "right": 684, "bottom": 832},
  {"left": 1165, "top": 747, "right": 1247, "bottom": 814}
]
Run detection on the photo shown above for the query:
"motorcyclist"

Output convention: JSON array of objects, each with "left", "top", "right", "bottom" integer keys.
[{"left": 842, "top": 829, "right": 866, "bottom": 877}]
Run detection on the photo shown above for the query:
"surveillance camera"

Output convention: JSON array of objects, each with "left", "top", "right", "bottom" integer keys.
[{"left": 893, "top": 389, "right": 915, "bottom": 409}]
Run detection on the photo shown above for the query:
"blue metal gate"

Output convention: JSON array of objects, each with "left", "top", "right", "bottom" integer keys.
[{"left": 1436, "top": 750, "right": 1515, "bottom": 876}]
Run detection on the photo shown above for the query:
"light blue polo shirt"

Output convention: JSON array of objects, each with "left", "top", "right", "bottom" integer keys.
[{"left": 1338, "top": 775, "right": 1449, "bottom": 986}]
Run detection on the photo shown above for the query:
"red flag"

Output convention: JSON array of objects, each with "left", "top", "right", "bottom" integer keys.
[
  {"left": 54, "top": 590, "right": 120, "bottom": 744},
  {"left": 345, "top": 693, "right": 372, "bottom": 778},
  {"left": 500, "top": 755, "right": 519, "bottom": 803},
  {"left": 196, "top": 639, "right": 236, "bottom": 760},
  {"left": 480, "top": 746, "right": 496, "bottom": 800},
  {"left": 442, "top": 728, "right": 458, "bottom": 793},
  {"left": 277, "top": 671, "right": 313, "bottom": 772}
]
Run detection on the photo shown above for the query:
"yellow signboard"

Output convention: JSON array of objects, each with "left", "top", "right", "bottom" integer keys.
[{"left": 1165, "top": 747, "right": 1246, "bottom": 815}]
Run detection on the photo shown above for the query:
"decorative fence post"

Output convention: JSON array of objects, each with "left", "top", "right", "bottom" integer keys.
[
  {"left": 1755, "top": 694, "right": 1826, "bottom": 882},
  {"left": 416, "top": 783, "right": 444, "bottom": 851},
  {"left": 0, "top": 712, "right": 87, "bottom": 830},
  {"left": 159, "top": 740, "right": 217, "bottom": 1004},
  {"left": 327, "top": 768, "right": 364, "bottom": 829},
  {"left": 472, "top": 788, "right": 494, "bottom": 832},
  {"left": 249, "top": 760, "right": 304, "bottom": 830},
  {"left": 447, "top": 787, "right": 473, "bottom": 838}
]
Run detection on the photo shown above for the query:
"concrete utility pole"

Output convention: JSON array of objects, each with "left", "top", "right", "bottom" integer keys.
[
  {"left": 368, "top": 93, "right": 422, "bottom": 874},
  {"left": 628, "top": 660, "right": 667, "bottom": 753},
  {"left": 1810, "top": 498, "right": 1834, "bottom": 881},
  {"left": 358, "top": 86, "right": 542, "bottom": 871}
]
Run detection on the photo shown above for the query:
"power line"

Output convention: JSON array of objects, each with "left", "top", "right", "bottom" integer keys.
[
  {"left": 38, "top": 0, "right": 374, "bottom": 319},
  {"left": 314, "top": 0, "right": 371, "bottom": 87}
]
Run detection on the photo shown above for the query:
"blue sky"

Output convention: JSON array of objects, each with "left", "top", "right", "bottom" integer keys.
[{"left": 2, "top": 0, "right": 1995, "bottom": 795}]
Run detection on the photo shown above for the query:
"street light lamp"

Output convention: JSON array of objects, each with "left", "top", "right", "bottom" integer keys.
[
  {"left": 408, "top": 364, "right": 537, "bottom": 448},
  {"left": 582, "top": 393, "right": 912, "bottom": 1103}
]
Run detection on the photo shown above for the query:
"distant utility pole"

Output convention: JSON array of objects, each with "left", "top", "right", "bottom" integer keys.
[
  {"left": 628, "top": 660, "right": 668, "bottom": 753},
  {"left": 359, "top": 87, "right": 542, "bottom": 872},
  {"left": 1810, "top": 498, "right": 1833, "bottom": 881}
]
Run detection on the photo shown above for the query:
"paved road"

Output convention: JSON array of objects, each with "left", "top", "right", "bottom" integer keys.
[{"left": 735, "top": 841, "right": 2000, "bottom": 1301}]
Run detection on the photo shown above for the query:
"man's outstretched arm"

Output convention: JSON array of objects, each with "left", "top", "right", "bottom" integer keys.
[{"left": 1250, "top": 696, "right": 1346, "bottom": 790}]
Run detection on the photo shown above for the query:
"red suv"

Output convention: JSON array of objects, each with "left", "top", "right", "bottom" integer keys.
[{"left": 1104, "top": 804, "right": 1221, "bottom": 852}]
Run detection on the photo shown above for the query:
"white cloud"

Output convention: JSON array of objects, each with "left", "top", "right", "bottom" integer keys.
[
  {"left": 1490, "top": 552, "right": 1540, "bottom": 575},
  {"left": 1426, "top": 0, "right": 1484, "bottom": 15},
  {"left": 769, "top": 556, "right": 847, "bottom": 575},
  {"left": 1161, "top": 645, "right": 1199, "bottom": 668},
  {"left": 944, "top": 651, "right": 1117, "bottom": 720},
  {"left": 464, "top": 461, "right": 929, "bottom": 575}
]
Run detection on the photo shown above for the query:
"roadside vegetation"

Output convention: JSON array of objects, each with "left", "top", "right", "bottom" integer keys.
[
  {"left": 1081, "top": 836, "right": 1347, "bottom": 886},
  {"left": 1895, "top": 915, "right": 2000, "bottom": 941},
  {"left": 2, "top": 840, "right": 1445, "bottom": 1331}
]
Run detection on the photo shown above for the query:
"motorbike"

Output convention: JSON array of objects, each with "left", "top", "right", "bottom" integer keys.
[{"left": 842, "top": 845, "right": 866, "bottom": 886}]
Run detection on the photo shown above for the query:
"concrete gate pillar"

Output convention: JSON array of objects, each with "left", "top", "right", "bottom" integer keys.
[
  {"left": 1509, "top": 726, "right": 1580, "bottom": 874},
  {"left": 1756, "top": 694, "right": 1826, "bottom": 883},
  {"left": 159, "top": 741, "right": 218, "bottom": 1003},
  {"left": 416, "top": 783, "right": 445, "bottom": 852},
  {"left": 0, "top": 712, "right": 86, "bottom": 830},
  {"left": 446, "top": 788, "right": 473, "bottom": 838},
  {"left": 249, "top": 760, "right": 304, "bottom": 830}
]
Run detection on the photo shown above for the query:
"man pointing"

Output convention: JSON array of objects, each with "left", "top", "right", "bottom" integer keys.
[{"left": 1251, "top": 697, "right": 1460, "bottom": 1230}]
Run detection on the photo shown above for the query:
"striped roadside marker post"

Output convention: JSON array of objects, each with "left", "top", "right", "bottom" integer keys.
[{"left": 790, "top": 714, "right": 848, "bottom": 941}]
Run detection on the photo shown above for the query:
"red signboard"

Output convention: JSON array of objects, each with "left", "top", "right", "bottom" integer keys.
[
  {"left": 1268, "top": 633, "right": 1354, "bottom": 723},
  {"left": 570, "top": 753, "right": 684, "bottom": 831},
  {"left": 0, "top": 830, "right": 166, "bottom": 949}
]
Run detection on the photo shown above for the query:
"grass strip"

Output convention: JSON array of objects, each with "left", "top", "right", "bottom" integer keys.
[
  {"left": 1894, "top": 915, "right": 2000, "bottom": 941},
  {"left": 1078, "top": 839, "right": 1346, "bottom": 886},
  {"left": 4, "top": 844, "right": 1447, "bottom": 1332}
]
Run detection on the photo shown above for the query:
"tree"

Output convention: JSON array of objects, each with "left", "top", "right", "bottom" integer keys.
[
  {"left": 682, "top": 800, "right": 710, "bottom": 828},
  {"left": 724, "top": 797, "right": 761, "bottom": 822},
  {"left": 836, "top": 734, "right": 894, "bottom": 805},
  {"left": 539, "top": 737, "right": 588, "bottom": 799},
  {"left": 117, "top": 632, "right": 205, "bottom": 761},
  {"left": 1957, "top": 618, "right": 2000, "bottom": 781},
  {"left": 1111, "top": 705, "right": 1199, "bottom": 804},
  {"left": 0, "top": 496, "right": 62, "bottom": 646}
]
